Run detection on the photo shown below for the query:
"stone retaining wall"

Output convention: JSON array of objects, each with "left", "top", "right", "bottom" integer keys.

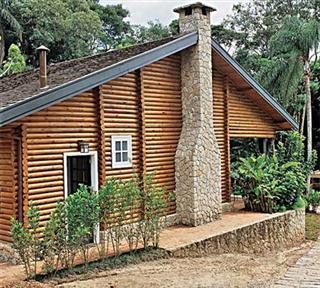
[{"left": 169, "top": 209, "right": 305, "bottom": 257}]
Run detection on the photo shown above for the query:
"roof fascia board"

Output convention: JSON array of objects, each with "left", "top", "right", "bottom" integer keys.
[
  {"left": 211, "top": 39, "right": 298, "bottom": 130},
  {"left": 0, "top": 32, "right": 198, "bottom": 127}
]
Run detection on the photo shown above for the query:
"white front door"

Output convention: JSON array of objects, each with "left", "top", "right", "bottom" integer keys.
[{"left": 63, "top": 151, "right": 100, "bottom": 243}]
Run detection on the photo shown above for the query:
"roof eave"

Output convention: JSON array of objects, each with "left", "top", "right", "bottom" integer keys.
[
  {"left": 211, "top": 39, "right": 299, "bottom": 131},
  {"left": 0, "top": 32, "right": 198, "bottom": 127}
]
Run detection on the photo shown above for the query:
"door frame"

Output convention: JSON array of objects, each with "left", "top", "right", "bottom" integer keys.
[{"left": 63, "top": 151, "right": 100, "bottom": 243}]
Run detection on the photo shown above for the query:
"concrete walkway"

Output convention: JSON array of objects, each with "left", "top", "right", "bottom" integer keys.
[{"left": 274, "top": 240, "right": 320, "bottom": 287}]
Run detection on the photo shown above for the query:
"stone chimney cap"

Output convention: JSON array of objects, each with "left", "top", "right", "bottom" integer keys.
[
  {"left": 36, "top": 45, "right": 50, "bottom": 52},
  {"left": 173, "top": 2, "right": 216, "bottom": 13}
]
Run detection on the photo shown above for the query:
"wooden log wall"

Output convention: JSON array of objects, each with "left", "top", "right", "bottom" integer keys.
[
  {"left": 19, "top": 91, "right": 99, "bottom": 232},
  {"left": 0, "top": 55, "right": 181, "bottom": 238},
  {"left": 212, "top": 70, "right": 230, "bottom": 202},
  {"left": 213, "top": 69, "right": 280, "bottom": 202},
  {"left": 102, "top": 72, "right": 141, "bottom": 181},
  {"left": 229, "top": 85, "right": 278, "bottom": 138},
  {"left": 101, "top": 72, "right": 142, "bottom": 223},
  {"left": 101, "top": 55, "right": 181, "bottom": 216},
  {"left": 0, "top": 127, "right": 17, "bottom": 242},
  {"left": 141, "top": 55, "right": 182, "bottom": 214}
]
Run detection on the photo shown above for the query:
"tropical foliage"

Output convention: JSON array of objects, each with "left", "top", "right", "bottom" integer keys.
[
  {"left": 0, "top": 0, "right": 21, "bottom": 63},
  {"left": 233, "top": 132, "right": 316, "bottom": 213},
  {"left": 306, "top": 189, "right": 320, "bottom": 212},
  {"left": 217, "top": 0, "right": 320, "bottom": 170},
  {"left": 0, "top": 43, "right": 25, "bottom": 76},
  {"left": 259, "top": 17, "right": 320, "bottom": 160}
]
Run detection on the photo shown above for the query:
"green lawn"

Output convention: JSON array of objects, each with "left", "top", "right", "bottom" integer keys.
[{"left": 305, "top": 213, "right": 320, "bottom": 241}]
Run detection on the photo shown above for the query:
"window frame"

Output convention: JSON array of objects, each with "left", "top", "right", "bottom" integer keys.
[{"left": 111, "top": 135, "right": 133, "bottom": 169}]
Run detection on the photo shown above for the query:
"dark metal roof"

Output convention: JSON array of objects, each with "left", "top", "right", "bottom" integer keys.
[
  {"left": 0, "top": 32, "right": 198, "bottom": 126},
  {"left": 211, "top": 39, "right": 298, "bottom": 130}
]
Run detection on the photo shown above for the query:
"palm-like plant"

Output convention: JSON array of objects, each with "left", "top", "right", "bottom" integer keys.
[
  {"left": 0, "top": 0, "right": 21, "bottom": 64},
  {"left": 261, "top": 16, "right": 320, "bottom": 161}
]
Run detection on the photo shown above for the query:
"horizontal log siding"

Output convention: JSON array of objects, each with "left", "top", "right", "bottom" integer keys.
[
  {"left": 101, "top": 72, "right": 142, "bottom": 223},
  {"left": 212, "top": 70, "right": 230, "bottom": 202},
  {"left": 20, "top": 91, "right": 99, "bottom": 231},
  {"left": 141, "top": 55, "right": 182, "bottom": 214},
  {"left": 229, "top": 84, "right": 277, "bottom": 138},
  {"left": 0, "top": 128, "right": 17, "bottom": 242},
  {"left": 213, "top": 69, "right": 279, "bottom": 202},
  {"left": 102, "top": 72, "right": 141, "bottom": 180}
]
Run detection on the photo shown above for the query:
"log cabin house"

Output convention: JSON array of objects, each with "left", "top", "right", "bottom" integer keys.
[{"left": 0, "top": 2, "right": 298, "bottom": 242}]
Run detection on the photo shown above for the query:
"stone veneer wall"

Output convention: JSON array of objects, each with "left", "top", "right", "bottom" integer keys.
[
  {"left": 175, "top": 6, "right": 222, "bottom": 226},
  {"left": 169, "top": 209, "right": 305, "bottom": 257}
]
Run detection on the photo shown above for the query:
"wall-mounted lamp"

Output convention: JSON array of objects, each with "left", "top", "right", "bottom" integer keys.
[{"left": 78, "top": 140, "right": 89, "bottom": 153}]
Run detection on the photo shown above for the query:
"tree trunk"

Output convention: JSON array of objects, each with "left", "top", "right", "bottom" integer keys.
[
  {"left": 300, "top": 102, "right": 306, "bottom": 135},
  {"left": 0, "top": 25, "right": 5, "bottom": 65},
  {"left": 304, "top": 60, "right": 313, "bottom": 162}
]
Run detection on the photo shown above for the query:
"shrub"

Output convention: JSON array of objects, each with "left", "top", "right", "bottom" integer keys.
[
  {"left": 97, "top": 179, "right": 117, "bottom": 257},
  {"left": 98, "top": 177, "right": 141, "bottom": 256},
  {"left": 235, "top": 155, "right": 277, "bottom": 212},
  {"left": 233, "top": 131, "right": 316, "bottom": 213},
  {"left": 139, "top": 174, "right": 167, "bottom": 248},
  {"left": 99, "top": 174, "right": 169, "bottom": 252},
  {"left": 12, "top": 174, "right": 169, "bottom": 279},
  {"left": 65, "top": 185, "right": 100, "bottom": 268},
  {"left": 42, "top": 202, "right": 70, "bottom": 273},
  {"left": 306, "top": 189, "right": 320, "bottom": 211},
  {"left": 11, "top": 201, "right": 40, "bottom": 279}
]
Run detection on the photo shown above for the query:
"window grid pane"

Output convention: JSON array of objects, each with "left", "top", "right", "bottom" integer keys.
[
  {"left": 115, "top": 141, "right": 121, "bottom": 151},
  {"left": 122, "top": 141, "right": 128, "bottom": 151},
  {"left": 115, "top": 152, "right": 121, "bottom": 162},
  {"left": 122, "top": 152, "right": 128, "bottom": 162}
]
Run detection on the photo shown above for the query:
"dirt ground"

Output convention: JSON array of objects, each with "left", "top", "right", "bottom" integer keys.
[{"left": 52, "top": 242, "right": 313, "bottom": 288}]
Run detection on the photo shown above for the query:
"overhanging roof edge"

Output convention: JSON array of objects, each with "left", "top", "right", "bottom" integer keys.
[
  {"left": 211, "top": 39, "right": 298, "bottom": 130},
  {"left": 0, "top": 32, "right": 198, "bottom": 127}
]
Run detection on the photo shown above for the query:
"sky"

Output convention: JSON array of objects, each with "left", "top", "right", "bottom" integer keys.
[{"left": 100, "top": 1, "right": 250, "bottom": 26}]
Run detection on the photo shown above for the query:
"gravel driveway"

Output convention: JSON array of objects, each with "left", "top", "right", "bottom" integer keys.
[{"left": 58, "top": 243, "right": 312, "bottom": 288}]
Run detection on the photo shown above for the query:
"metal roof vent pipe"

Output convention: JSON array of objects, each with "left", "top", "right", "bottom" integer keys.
[{"left": 36, "top": 45, "right": 50, "bottom": 89}]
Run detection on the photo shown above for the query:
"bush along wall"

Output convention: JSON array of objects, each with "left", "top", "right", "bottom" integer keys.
[
  {"left": 11, "top": 174, "right": 171, "bottom": 279},
  {"left": 232, "top": 131, "right": 317, "bottom": 213}
]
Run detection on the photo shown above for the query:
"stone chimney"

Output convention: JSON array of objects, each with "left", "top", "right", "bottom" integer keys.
[{"left": 174, "top": 2, "right": 222, "bottom": 226}]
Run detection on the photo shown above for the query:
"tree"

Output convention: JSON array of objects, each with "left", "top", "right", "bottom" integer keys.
[
  {"left": 10, "top": 0, "right": 102, "bottom": 64},
  {"left": 311, "top": 60, "right": 320, "bottom": 169},
  {"left": 0, "top": 0, "right": 21, "bottom": 64},
  {"left": 265, "top": 17, "right": 320, "bottom": 161},
  {"left": 168, "top": 19, "right": 179, "bottom": 36},
  {"left": 211, "top": 25, "right": 244, "bottom": 53},
  {"left": 91, "top": 3, "right": 132, "bottom": 51},
  {"left": 0, "top": 43, "right": 26, "bottom": 77},
  {"left": 222, "top": 0, "right": 319, "bottom": 73},
  {"left": 132, "top": 20, "right": 172, "bottom": 44}
]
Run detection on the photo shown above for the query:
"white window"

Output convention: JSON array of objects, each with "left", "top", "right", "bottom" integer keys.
[{"left": 111, "top": 135, "right": 132, "bottom": 168}]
